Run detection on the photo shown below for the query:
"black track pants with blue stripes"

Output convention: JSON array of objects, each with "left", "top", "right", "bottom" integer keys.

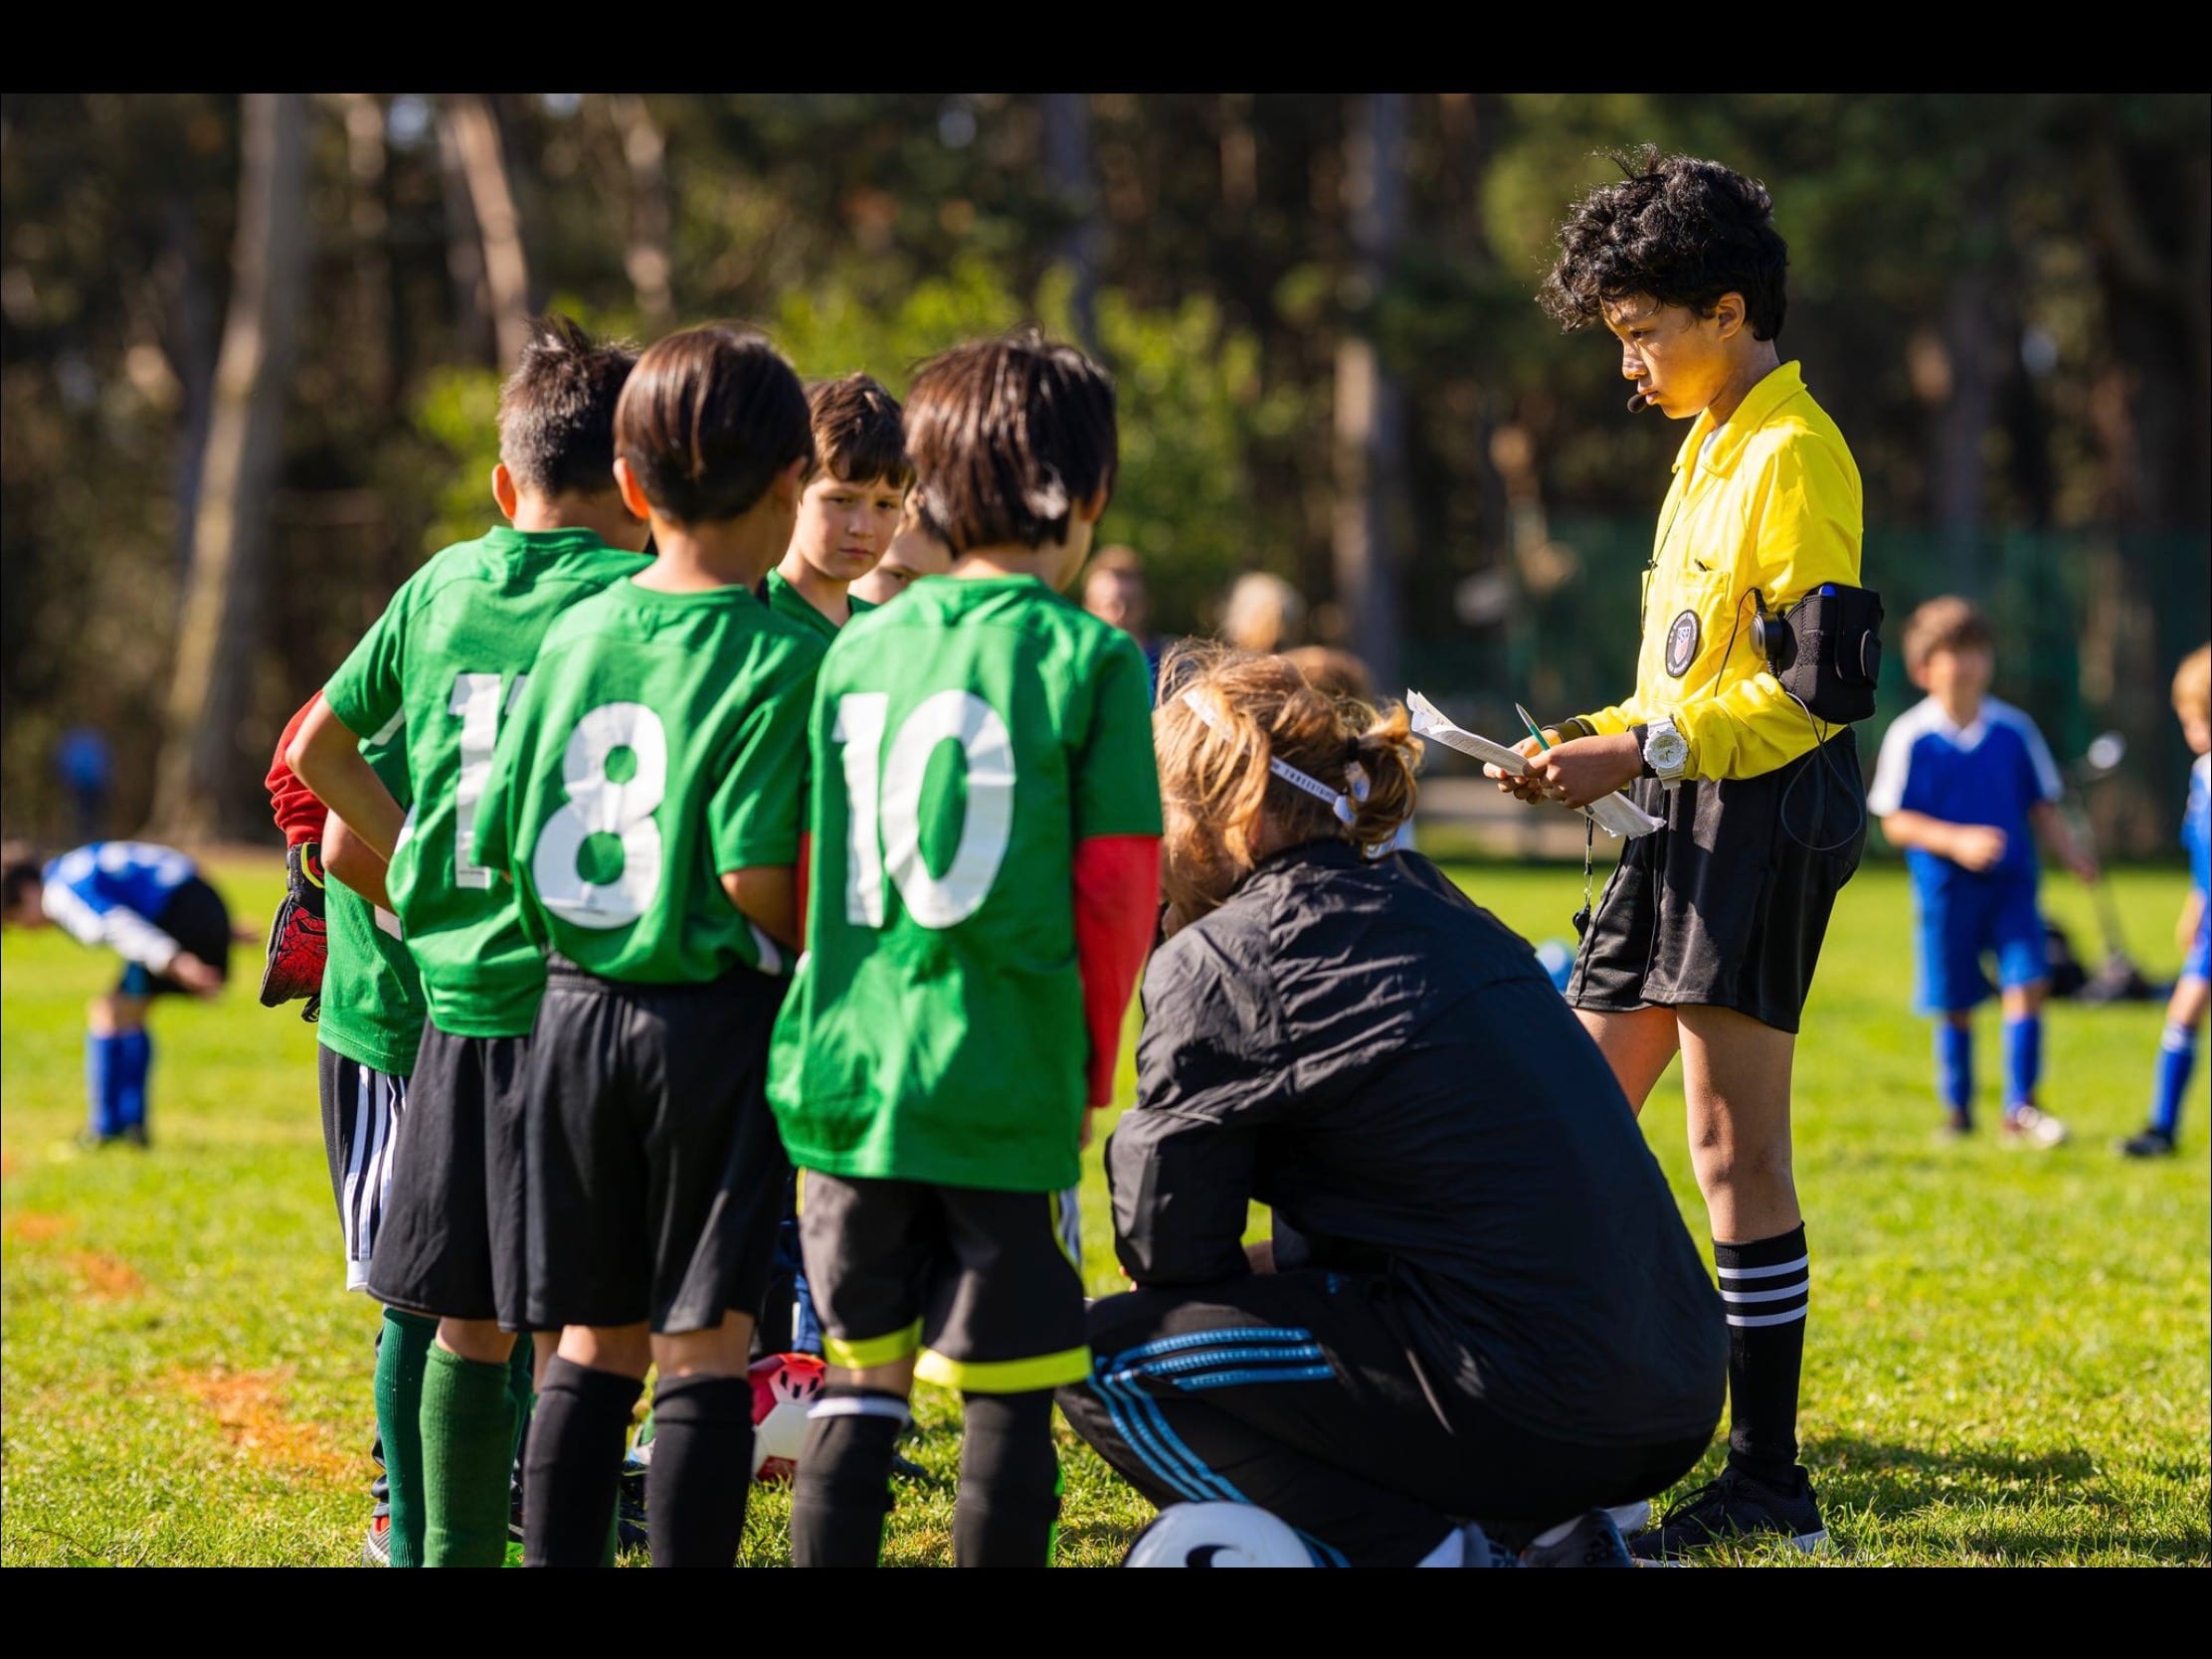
[{"left": 1058, "top": 1269, "right": 1708, "bottom": 1566}]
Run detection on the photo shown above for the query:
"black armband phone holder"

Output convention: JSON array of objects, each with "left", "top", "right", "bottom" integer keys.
[{"left": 1751, "top": 584, "right": 1885, "bottom": 724}]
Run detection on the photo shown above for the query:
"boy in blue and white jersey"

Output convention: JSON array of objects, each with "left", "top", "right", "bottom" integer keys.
[
  {"left": 3, "top": 840, "right": 235, "bottom": 1147},
  {"left": 2120, "top": 645, "right": 2210, "bottom": 1159},
  {"left": 1867, "top": 598, "right": 2098, "bottom": 1145}
]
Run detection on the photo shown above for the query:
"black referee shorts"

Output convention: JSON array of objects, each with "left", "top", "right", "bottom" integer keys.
[
  {"left": 116, "top": 876, "right": 232, "bottom": 998},
  {"left": 798, "top": 1173, "right": 1089, "bottom": 1393},
  {"left": 523, "top": 960, "right": 789, "bottom": 1336},
  {"left": 365, "top": 1021, "right": 532, "bottom": 1329},
  {"left": 1569, "top": 731, "right": 1866, "bottom": 1034}
]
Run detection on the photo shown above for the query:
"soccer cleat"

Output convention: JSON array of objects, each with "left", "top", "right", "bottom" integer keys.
[
  {"left": 1520, "top": 1507, "right": 1635, "bottom": 1567},
  {"left": 259, "top": 842, "right": 328, "bottom": 1013},
  {"left": 1453, "top": 1520, "right": 1521, "bottom": 1567},
  {"left": 1626, "top": 1464, "right": 1828, "bottom": 1562},
  {"left": 2119, "top": 1127, "right": 2177, "bottom": 1159},
  {"left": 362, "top": 1509, "right": 392, "bottom": 1567},
  {"left": 2002, "top": 1105, "right": 2068, "bottom": 1148}
]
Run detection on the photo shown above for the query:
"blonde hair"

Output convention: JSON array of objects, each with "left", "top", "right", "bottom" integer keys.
[
  {"left": 2174, "top": 644, "right": 2211, "bottom": 723},
  {"left": 1220, "top": 572, "right": 1306, "bottom": 654},
  {"left": 1155, "top": 643, "right": 1420, "bottom": 935}
]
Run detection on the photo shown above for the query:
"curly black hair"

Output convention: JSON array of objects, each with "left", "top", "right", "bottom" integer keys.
[{"left": 1539, "top": 147, "right": 1788, "bottom": 341}]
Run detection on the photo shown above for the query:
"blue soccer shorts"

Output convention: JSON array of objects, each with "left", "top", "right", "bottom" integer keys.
[{"left": 1916, "top": 873, "right": 2047, "bottom": 1014}]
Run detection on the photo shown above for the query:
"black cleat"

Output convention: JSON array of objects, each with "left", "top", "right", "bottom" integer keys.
[
  {"left": 2119, "top": 1127, "right": 2177, "bottom": 1159},
  {"left": 1627, "top": 1464, "right": 1828, "bottom": 1562},
  {"left": 1520, "top": 1506, "right": 1636, "bottom": 1567}
]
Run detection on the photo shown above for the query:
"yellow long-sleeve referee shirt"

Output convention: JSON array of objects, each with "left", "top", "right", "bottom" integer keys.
[{"left": 1579, "top": 360, "right": 1862, "bottom": 780}]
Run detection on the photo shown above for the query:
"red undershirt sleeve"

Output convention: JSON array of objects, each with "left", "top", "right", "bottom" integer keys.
[
  {"left": 268, "top": 694, "right": 329, "bottom": 848},
  {"left": 1073, "top": 832, "right": 1162, "bottom": 1108}
]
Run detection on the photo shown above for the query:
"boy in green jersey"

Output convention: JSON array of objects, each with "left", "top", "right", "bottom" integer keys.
[
  {"left": 761, "top": 373, "right": 909, "bottom": 640},
  {"left": 771, "top": 330, "right": 1164, "bottom": 1567},
  {"left": 474, "top": 324, "right": 819, "bottom": 1569},
  {"left": 289, "top": 316, "right": 650, "bottom": 1567}
]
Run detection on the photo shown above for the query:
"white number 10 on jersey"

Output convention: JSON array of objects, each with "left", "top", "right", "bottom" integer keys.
[{"left": 835, "top": 690, "right": 1015, "bottom": 930}]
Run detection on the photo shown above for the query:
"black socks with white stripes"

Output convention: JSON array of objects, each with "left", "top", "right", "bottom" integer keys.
[
  {"left": 1716, "top": 1224, "right": 1810, "bottom": 1484},
  {"left": 790, "top": 1385, "right": 906, "bottom": 1567},
  {"left": 955, "top": 1389, "right": 1061, "bottom": 1567},
  {"left": 646, "top": 1374, "right": 756, "bottom": 1567},
  {"left": 523, "top": 1358, "right": 641, "bottom": 1567}
]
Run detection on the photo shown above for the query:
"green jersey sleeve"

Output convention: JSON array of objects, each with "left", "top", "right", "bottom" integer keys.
[
  {"left": 707, "top": 657, "right": 820, "bottom": 871},
  {"left": 321, "top": 577, "right": 413, "bottom": 742},
  {"left": 1073, "top": 633, "right": 1165, "bottom": 840}
]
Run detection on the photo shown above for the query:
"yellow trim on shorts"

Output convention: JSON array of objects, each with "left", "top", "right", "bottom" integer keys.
[
  {"left": 822, "top": 1319, "right": 924, "bottom": 1371},
  {"left": 794, "top": 1168, "right": 806, "bottom": 1216},
  {"left": 914, "top": 1345, "right": 1093, "bottom": 1394}
]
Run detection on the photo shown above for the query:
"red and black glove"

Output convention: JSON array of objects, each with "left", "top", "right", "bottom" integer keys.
[{"left": 260, "top": 839, "right": 328, "bottom": 1018}]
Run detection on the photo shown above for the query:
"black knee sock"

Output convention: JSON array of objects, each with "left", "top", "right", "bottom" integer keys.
[
  {"left": 645, "top": 1373, "right": 756, "bottom": 1568},
  {"left": 522, "top": 1358, "right": 641, "bottom": 1567},
  {"left": 789, "top": 1385, "right": 905, "bottom": 1567},
  {"left": 955, "top": 1389, "right": 1061, "bottom": 1568},
  {"left": 1717, "top": 1224, "right": 1810, "bottom": 1483}
]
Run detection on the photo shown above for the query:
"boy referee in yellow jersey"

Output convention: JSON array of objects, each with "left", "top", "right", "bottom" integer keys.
[{"left": 1501, "top": 149, "right": 1867, "bottom": 1559}]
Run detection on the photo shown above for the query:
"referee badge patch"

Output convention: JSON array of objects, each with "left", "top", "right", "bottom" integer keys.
[{"left": 1665, "top": 610, "right": 1701, "bottom": 678}]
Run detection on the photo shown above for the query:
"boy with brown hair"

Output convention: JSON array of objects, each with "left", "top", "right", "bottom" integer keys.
[
  {"left": 1867, "top": 596, "right": 2099, "bottom": 1143},
  {"left": 2120, "top": 644, "right": 2210, "bottom": 1157},
  {"left": 289, "top": 314, "right": 650, "bottom": 1566},
  {"left": 763, "top": 373, "right": 910, "bottom": 639},
  {"left": 474, "top": 323, "right": 821, "bottom": 1567},
  {"left": 769, "top": 328, "right": 1163, "bottom": 1567}
]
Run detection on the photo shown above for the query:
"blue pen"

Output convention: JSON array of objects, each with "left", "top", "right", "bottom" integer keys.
[{"left": 1514, "top": 702, "right": 1553, "bottom": 751}]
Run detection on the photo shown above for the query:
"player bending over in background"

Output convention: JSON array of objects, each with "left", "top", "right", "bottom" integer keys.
[
  {"left": 3, "top": 840, "right": 236, "bottom": 1148},
  {"left": 769, "top": 329, "right": 1162, "bottom": 1567},
  {"left": 1059, "top": 645, "right": 1724, "bottom": 1568},
  {"left": 477, "top": 325, "right": 822, "bottom": 1568},
  {"left": 290, "top": 315, "right": 650, "bottom": 1567},
  {"left": 1868, "top": 597, "right": 2099, "bottom": 1146},
  {"left": 2121, "top": 644, "right": 2210, "bottom": 1158}
]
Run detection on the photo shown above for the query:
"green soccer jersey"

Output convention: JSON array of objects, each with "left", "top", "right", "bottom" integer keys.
[
  {"left": 768, "top": 576, "right": 1163, "bottom": 1193},
  {"left": 317, "top": 717, "right": 427, "bottom": 1076},
  {"left": 764, "top": 567, "right": 873, "bottom": 645},
  {"left": 475, "top": 580, "right": 824, "bottom": 985},
  {"left": 321, "top": 527, "right": 651, "bottom": 1037}
]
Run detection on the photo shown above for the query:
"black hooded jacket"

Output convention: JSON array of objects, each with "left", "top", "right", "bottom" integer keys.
[{"left": 1108, "top": 840, "right": 1727, "bottom": 1447}]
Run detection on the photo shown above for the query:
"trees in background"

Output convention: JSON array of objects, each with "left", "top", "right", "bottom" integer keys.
[{"left": 1, "top": 92, "right": 2204, "bottom": 846}]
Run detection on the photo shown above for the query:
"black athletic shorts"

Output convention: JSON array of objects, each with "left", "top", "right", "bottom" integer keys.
[
  {"left": 1568, "top": 731, "right": 1866, "bottom": 1034},
  {"left": 317, "top": 1045, "right": 409, "bottom": 1295},
  {"left": 798, "top": 1173, "right": 1089, "bottom": 1393},
  {"left": 524, "top": 960, "right": 789, "bottom": 1336},
  {"left": 364, "top": 1021, "right": 532, "bottom": 1329},
  {"left": 117, "top": 876, "right": 232, "bottom": 998}
]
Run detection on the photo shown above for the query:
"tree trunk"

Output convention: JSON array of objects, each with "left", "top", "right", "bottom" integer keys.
[
  {"left": 1040, "top": 93, "right": 1101, "bottom": 351},
  {"left": 338, "top": 92, "right": 394, "bottom": 408},
  {"left": 606, "top": 95, "right": 673, "bottom": 333},
  {"left": 159, "top": 194, "right": 220, "bottom": 575},
  {"left": 1331, "top": 93, "right": 1407, "bottom": 695},
  {"left": 151, "top": 92, "right": 312, "bottom": 840},
  {"left": 443, "top": 94, "right": 532, "bottom": 370}
]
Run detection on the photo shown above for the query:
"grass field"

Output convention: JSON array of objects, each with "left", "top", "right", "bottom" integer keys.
[{"left": 3, "top": 849, "right": 2206, "bottom": 1567}]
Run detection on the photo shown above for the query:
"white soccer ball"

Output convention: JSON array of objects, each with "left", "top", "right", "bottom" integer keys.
[{"left": 1123, "top": 1503, "right": 1314, "bottom": 1567}]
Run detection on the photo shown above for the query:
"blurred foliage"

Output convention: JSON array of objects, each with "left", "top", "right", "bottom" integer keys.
[{"left": 2, "top": 92, "right": 2206, "bottom": 845}]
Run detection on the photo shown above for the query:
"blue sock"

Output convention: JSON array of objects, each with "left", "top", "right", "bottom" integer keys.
[
  {"left": 86, "top": 1032, "right": 125, "bottom": 1139},
  {"left": 2150, "top": 1022, "right": 2198, "bottom": 1137},
  {"left": 114, "top": 1029, "right": 152, "bottom": 1131},
  {"left": 2003, "top": 1015, "right": 2042, "bottom": 1114},
  {"left": 1936, "top": 1022, "right": 1973, "bottom": 1122}
]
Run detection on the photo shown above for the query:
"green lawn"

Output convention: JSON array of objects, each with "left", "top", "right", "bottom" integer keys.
[{"left": 3, "top": 851, "right": 2205, "bottom": 1566}]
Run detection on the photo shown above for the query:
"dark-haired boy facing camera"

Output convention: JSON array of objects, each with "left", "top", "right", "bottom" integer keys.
[
  {"left": 3, "top": 842, "right": 233, "bottom": 1148},
  {"left": 771, "top": 330, "right": 1163, "bottom": 1567},
  {"left": 764, "top": 374, "right": 911, "bottom": 642},
  {"left": 290, "top": 315, "right": 650, "bottom": 1567},
  {"left": 1499, "top": 150, "right": 1867, "bottom": 1559},
  {"left": 475, "top": 324, "right": 823, "bottom": 1569}
]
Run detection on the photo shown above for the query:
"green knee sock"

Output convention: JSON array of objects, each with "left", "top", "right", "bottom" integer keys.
[
  {"left": 421, "top": 1344, "right": 520, "bottom": 1567},
  {"left": 374, "top": 1309, "right": 438, "bottom": 1568}
]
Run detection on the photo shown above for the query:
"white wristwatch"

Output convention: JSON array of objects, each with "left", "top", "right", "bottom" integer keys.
[{"left": 1641, "top": 714, "right": 1690, "bottom": 790}]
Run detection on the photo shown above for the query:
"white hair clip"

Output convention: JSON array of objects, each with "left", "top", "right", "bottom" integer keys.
[{"left": 1182, "top": 688, "right": 1361, "bottom": 828}]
